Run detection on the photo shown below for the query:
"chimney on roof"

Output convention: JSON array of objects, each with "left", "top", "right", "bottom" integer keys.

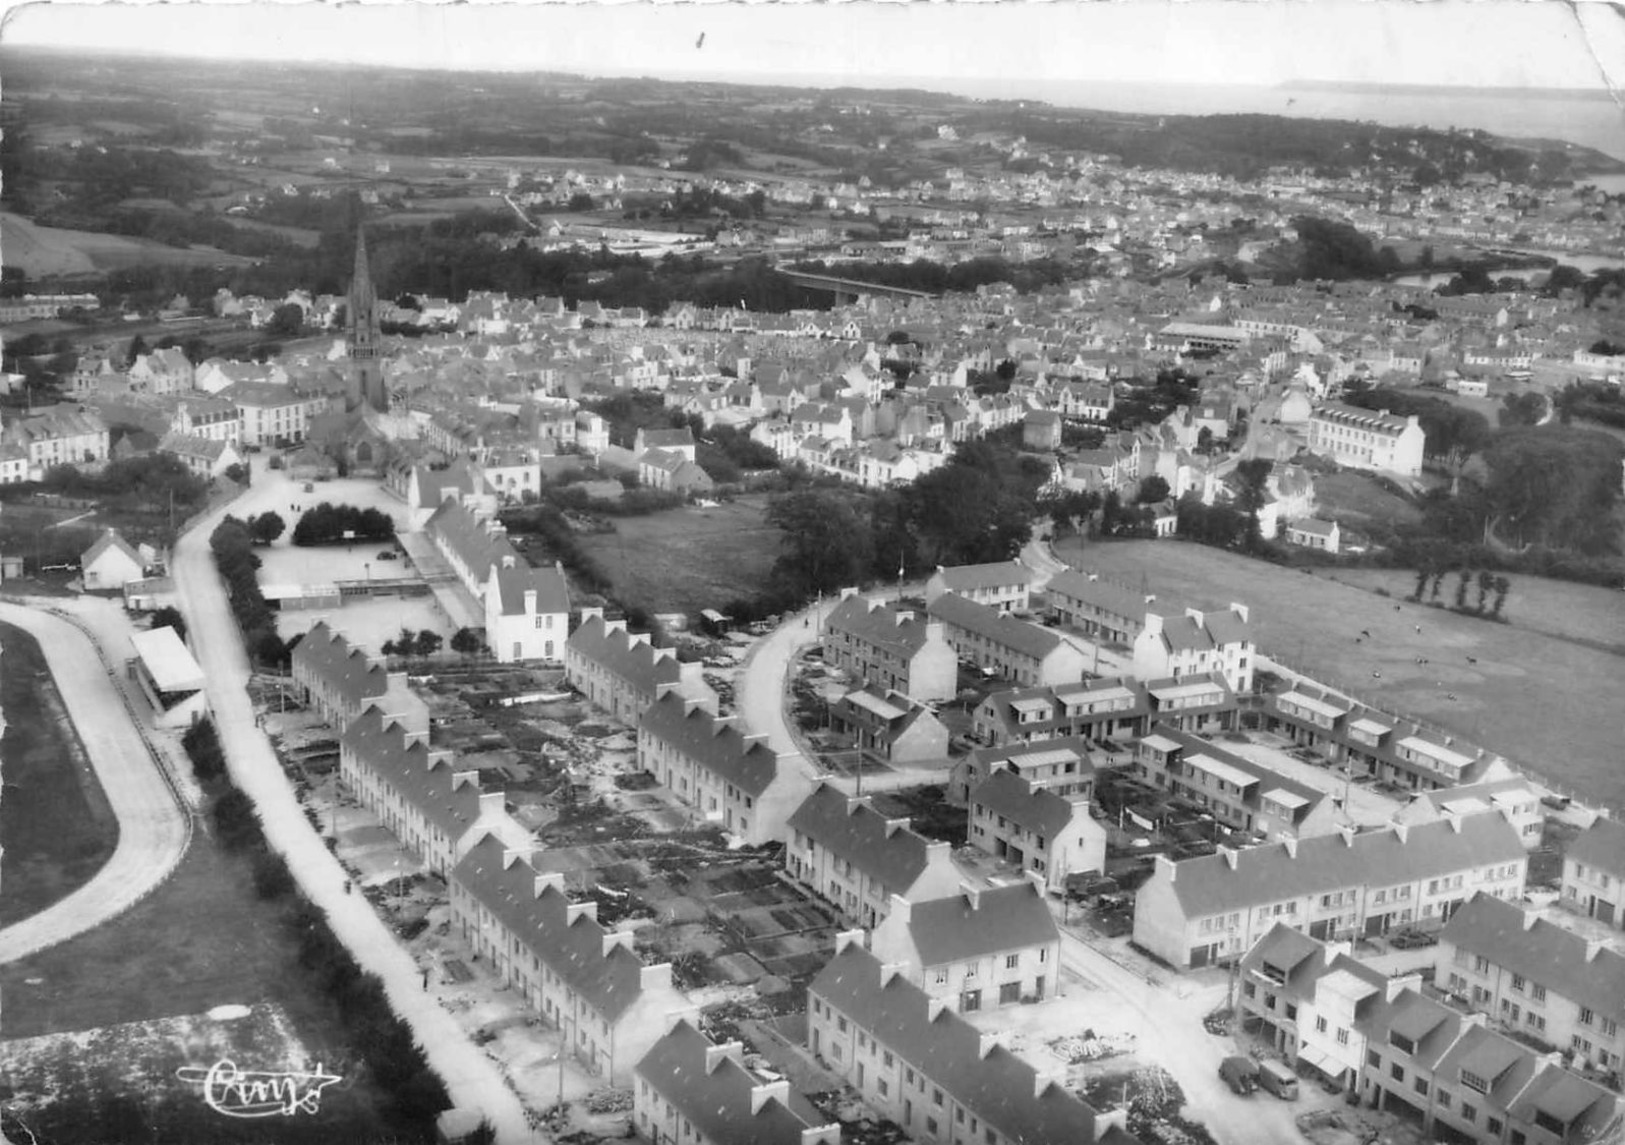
[
  {"left": 895, "top": 611, "right": 914, "bottom": 624},
  {"left": 1156, "top": 852, "right": 1177, "bottom": 882},
  {"left": 1034, "top": 1070, "right": 1063, "bottom": 1099},
  {"left": 705, "top": 1041, "right": 744, "bottom": 1075},
  {"left": 1523, "top": 912, "right": 1539, "bottom": 932},
  {"left": 602, "top": 930, "right": 634, "bottom": 957},
  {"left": 1218, "top": 845, "right": 1238, "bottom": 870},
  {"left": 580, "top": 606, "right": 604, "bottom": 624},
  {"left": 1392, "top": 821, "right": 1409, "bottom": 844},
  {"left": 884, "top": 816, "right": 909, "bottom": 838},
  {"left": 566, "top": 900, "right": 598, "bottom": 926},
  {"left": 1340, "top": 825, "right": 1357, "bottom": 847},
  {"left": 925, "top": 840, "right": 951, "bottom": 866},
  {"left": 927, "top": 996, "right": 949, "bottom": 1022},
  {"left": 834, "top": 929, "right": 866, "bottom": 955},
  {"left": 502, "top": 554, "right": 518, "bottom": 570},
  {"left": 534, "top": 872, "right": 566, "bottom": 898},
  {"left": 1229, "top": 602, "right": 1250, "bottom": 623},
  {"left": 888, "top": 894, "right": 911, "bottom": 925},
  {"left": 840, "top": 586, "right": 860, "bottom": 600},
  {"left": 1385, "top": 971, "right": 1423, "bottom": 1003},
  {"left": 640, "top": 962, "right": 673, "bottom": 991},
  {"left": 978, "top": 1030, "right": 1004, "bottom": 1059},
  {"left": 801, "top": 1128, "right": 842, "bottom": 1145},
  {"left": 660, "top": 1004, "right": 702, "bottom": 1036},
  {"left": 961, "top": 883, "right": 982, "bottom": 911},
  {"left": 1445, "top": 812, "right": 1462, "bottom": 833},
  {"left": 750, "top": 1079, "right": 791, "bottom": 1117},
  {"left": 879, "top": 961, "right": 909, "bottom": 987},
  {"left": 1283, "top": 837, "right": 1298, "bottom": 859},
  {"left": 846, "top": 795, "right": 869, "bottom": 816},
  {"left": 1585, "top": 938, "right": 1606, "bottom": 962}
]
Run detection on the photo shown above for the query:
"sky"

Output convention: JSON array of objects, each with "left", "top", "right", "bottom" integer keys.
[{"left": 4, "top": 0, "right": 1625, "bottom": 97}]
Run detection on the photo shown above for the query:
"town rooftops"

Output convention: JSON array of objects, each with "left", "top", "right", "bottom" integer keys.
[
  {"left": 926, "top": 593, "right": 1066, "bottom": 662},
  {"left": 810, "top": 940, "right": 1097, "bottom": 1145},
  {"left": 1507, "top": 1064, "right": 1618, "bottom": 1138},
  {"left": 1440, "top": 892, "right": 1625, "bottom": 1021},
  {"left": 1156, "top": 810, "right": 1525, "bottom": 915},
  {"left": 787, "top": 783, "right": 947, "bottom": 893},
  {"left": 639, "top": 691, "right": 789, "bottom": 798},
  {"left": 451, "top": 833, "right": 658, "bottom": 1021},
  {"left": 895, "top": 882, "right": 1059, "bottom": 965},
  {"left": 425, "top": 498, "right": 521, "bottom": 587},
  {"left": 1311, "top": 402, "right": 1413, "bottom": 433},
  {"left": 341, "top": 708, "right": 485, "bottom": 840}
]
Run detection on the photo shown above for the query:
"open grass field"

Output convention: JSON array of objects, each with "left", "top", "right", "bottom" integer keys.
[
  {"left": 1312, "top": 470, "right": 1423, "bottom": 531},
  {"left": 1052, "top": 538, "right": 1625, "bottom": 811},
  {"left": 575, "top": 496, "right": 782, "bottom": 617},
  {"left": 0, "top": 621, "right": 119, "bottom": 926},
  {"left": 0, "top": 212, "right": 257, "bottom": 277}
]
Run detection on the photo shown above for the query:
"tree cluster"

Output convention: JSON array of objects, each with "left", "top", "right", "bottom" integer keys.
[
  {"left": 1410, "top": 563, "right": 1512, "bottom": 620},
  {"left": 1341, "top": 387, "right": 1492, "bottom": 461},
  {"left": 291, "top": 503, "right": 395, "bottom": 547},
  {"left": 381, "top": 627, "right": 443, "bottom": 658}
]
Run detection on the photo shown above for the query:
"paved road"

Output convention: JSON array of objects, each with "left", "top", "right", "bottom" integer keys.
[
  {"left": 737, "top": 596, "right": 841, "bottom": 760},
  {"left": 1058, "top": 930, "right": 1320, "bottom": 1145},
  {"left": 172, "top": 463, "right": 532, "bottom": 1144},
  {"left": 0, "top": 601, "right": 191, "bottom": 964}
]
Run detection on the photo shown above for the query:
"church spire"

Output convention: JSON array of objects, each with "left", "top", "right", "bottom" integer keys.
[
  {"left": 351, "top": 226, "right": 373, "bottom": 303},
  {"left": 347, "top": 225, "right": 385, "bottom": 411}
]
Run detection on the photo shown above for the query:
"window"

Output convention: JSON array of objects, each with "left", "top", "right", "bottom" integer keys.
[
  {"left": 1460, "top": 1103, "right": 1476, "bottom": 1123},
  {"left": 1472, "top": 955, "right": 1490, "bottom": 974},
  {"left": 926, "top": 1117, "right": 939, "bottom": 1137},
  {"left": 837, "top": 1017, "right": 848, "bottom": 1034},
  {"left": 1487, "top": 1117, "right": 1503, "bottom": 1136},
  {"left": 905, "top": 1068, "right": 914, "bottom": 1085},
  {"left": 1336, "top": 1028, "right": 1349, "bottom": 1046},
  {"left": 1006, "top": 954, "right": 1020, "bottom": 970},
  {"left": 1436, "top": 1090, "right": 1450, "bottom": 1111},
  {"left": 883, "top": 1051, "right": 893, "bottom": 1068},
  {"left": 1316, "top": 1016, "right": 1329, "bottom": 1034},
  {"left": 1413, "top": 1077, "right": 1428, "bottom": 1096},
  {"left": 1391, "top": 1063, "right": 1405, "bottom": 1081},
  {"left": 1532, "top": 984, "right": 1547, "bottom": 1003},
  {"left": 932, "top": 1087, "right": 943, "bottom": 1107},
  {"left": 1581, "top": 1007, "right": 1595, "bottom": 1027},
  {"left": 877, "top": 1078, "right": 889, "bottom": 1097},
  {"left": 1461, "top": 1070, "right": 1488, "bottom": 1094},
  {"left": 1367, "top": 1051, "right": 1381, "bottom": 1068}
]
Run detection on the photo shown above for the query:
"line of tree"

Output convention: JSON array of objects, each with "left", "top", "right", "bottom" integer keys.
[
  {"left": 291, "top": 503, "right": 395, "bottom": 547},
  {"left": 175, "top": 716, "right": 452, "bottom": 1140},
  {"left": 381, "top": 627, "right": 443, "bottom": 659},
  {"left": 1410, "top": 563, "right": 1512, "bottom": 620},
  {"left": 209, "top": 515, "right": 292, "bottom": 668}
]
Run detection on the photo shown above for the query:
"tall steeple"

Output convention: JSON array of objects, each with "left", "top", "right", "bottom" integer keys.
[{"left": 347, "top": 226, "right": 385, "bottom": 411}]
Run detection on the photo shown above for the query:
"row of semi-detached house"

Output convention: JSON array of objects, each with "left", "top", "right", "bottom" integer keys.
[
  {"left": 635, "top": 690, "right": 818, "bottom": 847},
  {"left": 292, "top": 620, "right": 430, "bottom": 733},
  {"left": 807, "top": 933, "right": 1120, "bottom": 1145},
  {"left": 564, "top": 611, "right": 718, "bottom": 725},
  {"left": 1237, "top": 912, "right": 1621, "bottom": 1145},
  {"left": 968, "top": 671, "right": 1238, "bottom": 748},
  {"left": 925, "top": 591, "right": 1092, "bottom": 688},
  {"left": 1133, "top": 808, "right": 1529, "bottom": 969},
  {"left": 1264, "top": 682, "right": 1514, "bottom": 793},
  {"left": 449, "top": 832, "right": 691, "bottom": 1084}
]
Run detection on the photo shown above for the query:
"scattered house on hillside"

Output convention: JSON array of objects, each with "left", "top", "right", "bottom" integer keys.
[
  {"left": 967, "top": 766, "right": 1106, "bottom": 892},
  {"left": 1285, "top": 517, "right": 1341, "bottom": 555},
  {"left": 636, "top": 690, "right": 816, "bottom": 846},
  {"left": 785, "top": 782, "right": 961, "bottom": 929},
  {"left": 871, "top": 880, "right": 1061, "bottom": 1011},
  {"left": 81, "top": 528, "right": 145, "bottom": 591}
]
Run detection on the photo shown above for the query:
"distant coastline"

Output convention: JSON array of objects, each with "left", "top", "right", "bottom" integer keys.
[{"left": 1279, "top": 78, "right": 1618, "bottom": 101}]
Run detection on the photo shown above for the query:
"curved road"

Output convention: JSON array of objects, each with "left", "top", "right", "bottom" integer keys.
[
  {"left": 0, "top": 602, "right": 191, "bottom": 964},
  {"left": 172, "top": 462, "right": 531, "bottom": 1144}
]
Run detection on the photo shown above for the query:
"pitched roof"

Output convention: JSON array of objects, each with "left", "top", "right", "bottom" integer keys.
[
  {"left": 1156, "top": 811, "right": 1525, "bottom": 915},
  {"left": 927, "top": 593, "right": 1065, "bottom": 661},
  {"left": 1440, "top": 892, "right": 1625, "bottom": 1020},
  {"left": 933, "top": 561, "right": 1034, "bottom": 592},
  {"left": 292, "top": 620, "right": 390, "bottom": 706},
  {"left": 1042, "top": 571, "right": 1150, "bottom": 620},
  {"left": 786, "top": 783, "right": 943, "bottom": 894},
  {"left": 639, "top": 691, "right": 788, "bottom": 798},
  {"left": 1567, "top": 816, "right": 1625, "bottom": 877},
  {"left": 340, "top": 708, "right": 486, "bottom": 839},
  {"left": 824, "top": 596, "right": 939, "bottom": 659},
  {"left": 81, "top": 527, "right": 142, "bottom": 569},
  {"left": 566, "top": 615, "right": 684, "bottom": 695},
  {"left": 900, "top": 882, "right": 1059, "bottom": 965},
  {"left": 492, "top": 563, "right": 570, "bottom": 617},
  {"left": 450, "top": 834, "right": 652, "bottom": 1020},
  {"left": 425, "top": 499, "right": 522, "bottom": 588},
  {"left": 810, "top": 943, "right": 1097, "bottom": 1144},
  {"left": 970, "top": 767, "right": 1087, "bottom": 840},
  {"left": 636, "top": 1021, "right": 827, "bottom": 1145}
]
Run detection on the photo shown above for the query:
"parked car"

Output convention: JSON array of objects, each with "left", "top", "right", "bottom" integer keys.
[
  {"left": 1388, "top": 928, "right": 1437, "bottom": 950},
  {"left": 1219, "top": 1056, "right": 1259, "bottom": 1096},
  {"left": 1257, "top": 1059, "right": 1299, "bottom": 1100},
  {"left": 377, "top": 550, "right": 399, "bottom": 561}
]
